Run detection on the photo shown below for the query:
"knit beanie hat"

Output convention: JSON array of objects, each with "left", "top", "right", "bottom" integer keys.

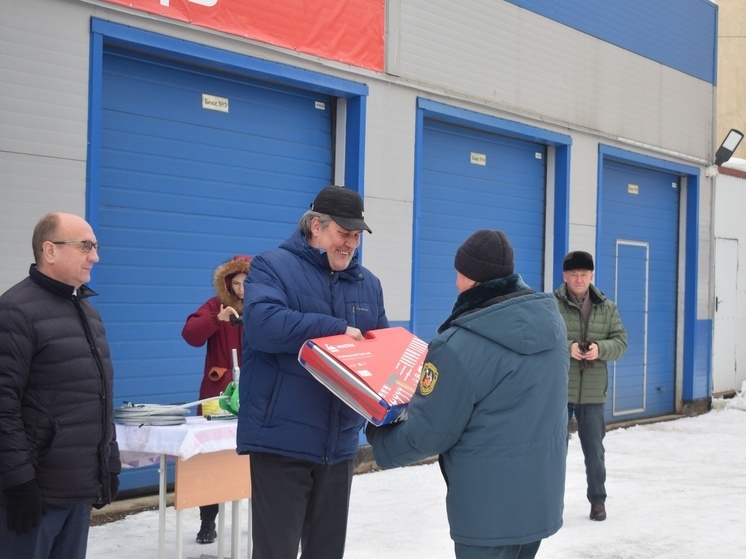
[
  {"left": 454, "top": 230, "right": 514, "bottom": 282},
  {"left": 562, "top": 251, "right": 594, "bottom": 271}
]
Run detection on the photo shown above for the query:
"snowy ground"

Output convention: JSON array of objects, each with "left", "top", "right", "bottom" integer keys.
[{"left": 88, "top": 389, "right": 746, "bottom": 558}]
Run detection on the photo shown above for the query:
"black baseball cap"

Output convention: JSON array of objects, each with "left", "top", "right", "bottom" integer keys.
[{"left": 310, "top": 185, "right": 372, "bottom": 234}]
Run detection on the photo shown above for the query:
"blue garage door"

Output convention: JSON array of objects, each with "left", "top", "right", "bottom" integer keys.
[
  {"left": 414, "top": 119, "right": 547, "bottom": 340},
  {"left": 95, "top": 48, "right": 333, "bottom": 420},
  {"left": 599, "top": 160, "right": 679, "bottom": 421}
]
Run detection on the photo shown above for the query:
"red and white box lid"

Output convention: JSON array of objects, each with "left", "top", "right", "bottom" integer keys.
[{"left": 298, "top": 327, "right": 428, "bottom": 425}]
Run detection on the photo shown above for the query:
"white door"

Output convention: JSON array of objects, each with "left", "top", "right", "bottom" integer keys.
[{"left": 713, "top": 237, "right": 738, "bottom": 393}]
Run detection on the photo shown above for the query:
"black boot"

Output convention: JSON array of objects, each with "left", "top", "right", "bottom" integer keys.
[
  {"left": 196, "top": 504, "right": 219, "bottom": 544},
  {"left": 196, "top": 520, "right": 216, "bottom": 544}
]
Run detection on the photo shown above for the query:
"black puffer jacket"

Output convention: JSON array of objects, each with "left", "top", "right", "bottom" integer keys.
[{"left": 0, "top": 265, "right": 120, "bottom": 506}]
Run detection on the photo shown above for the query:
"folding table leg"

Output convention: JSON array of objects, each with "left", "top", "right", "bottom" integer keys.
[
  {"left": 246, "top": 498, "right": 252, "bottom": 558},
  {"left": 230, "top": 500, "right": 241, "bottom": 559},
  {"left": 175, "top": 509, "right": 183, "bottom": 559},
  {"left": 158, "top": 454, "right": 167, "bottom": 559},
  {"left": 217, "top": 502, "right": 226, "bottom": 559}
]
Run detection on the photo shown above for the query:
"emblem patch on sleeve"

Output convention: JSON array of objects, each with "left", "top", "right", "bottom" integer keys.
[{"left": 419, "top": 362, "right": 439, "bottom": 396}]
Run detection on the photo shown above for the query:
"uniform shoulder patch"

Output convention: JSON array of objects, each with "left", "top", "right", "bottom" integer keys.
[{"left": 419, "top": 362, "right": 439, "bottom": 396}]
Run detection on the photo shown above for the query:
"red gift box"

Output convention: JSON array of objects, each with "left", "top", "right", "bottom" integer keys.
[{"left": 298, "top": 327, "right": 428, "bottom": 425}]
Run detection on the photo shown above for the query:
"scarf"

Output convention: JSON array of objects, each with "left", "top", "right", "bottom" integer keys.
[{"left": 437, "top": 273, "right": 534, "bottom": 334}]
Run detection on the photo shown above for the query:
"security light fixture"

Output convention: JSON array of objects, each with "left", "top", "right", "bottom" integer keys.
[
  {"left": 714, "top": 128, "right": 744, "bottom": 166},
  {"left": 704, "top": 129, "right": 744, "bottom": 177}
]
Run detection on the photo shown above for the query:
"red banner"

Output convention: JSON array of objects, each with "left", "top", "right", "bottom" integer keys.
[{"left": 103, "top": 0, "right": 384, "bottom": 72}]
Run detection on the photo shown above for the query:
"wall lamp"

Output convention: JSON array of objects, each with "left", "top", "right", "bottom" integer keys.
[{"left": 705, "top": 128, "right": 744, "bottom": 177}]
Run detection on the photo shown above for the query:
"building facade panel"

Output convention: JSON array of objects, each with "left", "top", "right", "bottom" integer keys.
[
  {"left": 394, "top": 0, "right": 714, "bottom": 163},
  {"left": 505, "top": 0, "right": 717, "bottom": 83},
  {"left": 0, "top": 0, "right": 91, "bottom": 160}
]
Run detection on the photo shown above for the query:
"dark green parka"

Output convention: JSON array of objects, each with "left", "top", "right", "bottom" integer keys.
[{"left": 554, "top": 283, "right": 627, "bottom": 404}]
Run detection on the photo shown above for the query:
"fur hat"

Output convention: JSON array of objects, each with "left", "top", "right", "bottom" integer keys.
[
  {"left": 454, "top": 230, "right": 514, "bottom": 282},
  {"left": 213, "top": 255, "right": 252, "bottom": 315},
  {"left": 562, "top": 251, "right": 594, "bottom": 272}
]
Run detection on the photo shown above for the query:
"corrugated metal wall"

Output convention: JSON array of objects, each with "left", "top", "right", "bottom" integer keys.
[
  {"left": 393, "top": 0, "right": 713, "bottom": 163},
  {"left": 95, "top": 45, "right": 336, "bottom": 405},
  {"left": 1, "top": 0, "right": 716, "bottom": 304},
  {"left": 0, "top": 0, "right": 718, "bottom": 418},
  {"left": 505, "top": 0, "right": 716, "bottom": 82},
  {"left": 0, "top": 0, "right": 93, "bottom": 289},
  {"left": 599, "top": 160, "right": 681, "bottom": 420},
  {"left": 413, "top": 118, "right": 547, "bottom": 340}
]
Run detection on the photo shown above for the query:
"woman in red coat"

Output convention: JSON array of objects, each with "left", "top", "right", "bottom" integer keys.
[{"left": 181, "top": 254, "right": 251, "bottom": 544}]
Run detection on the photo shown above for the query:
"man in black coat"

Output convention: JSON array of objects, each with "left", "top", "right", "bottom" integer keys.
[{"left": 0, "top": 212, "right": 120, "bottom": 559}]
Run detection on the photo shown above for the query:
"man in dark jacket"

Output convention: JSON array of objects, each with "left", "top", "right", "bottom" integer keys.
[
  {"left": 0, "top": 212, "right": 120, "bottom": 559},
  {"left": 554, "top": 250, "right": 627, "bottom": 522},
  {"left": 237, "top": 185, "right": 388, "bottom": 559},
  {"left": 367, "top": 230, "right": 568, "bottom": 559}
]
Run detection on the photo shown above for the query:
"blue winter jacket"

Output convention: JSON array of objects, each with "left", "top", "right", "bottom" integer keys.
[
  {"left": 368, "top": 275, "right": 568, "bottom": 547},
  {"left": 236, "top": 229, "right": 388, "bottom": 464}
]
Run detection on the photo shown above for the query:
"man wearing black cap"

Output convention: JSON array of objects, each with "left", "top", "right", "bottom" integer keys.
[
  {"left": 554, "top": 251, "right": 627, "bottom": 522},
  {"left": 368, "top": 230, "right": 569, "bottom": 559},
  {"left": 236, "top": 185, "right": 388, "bottom": 559}
]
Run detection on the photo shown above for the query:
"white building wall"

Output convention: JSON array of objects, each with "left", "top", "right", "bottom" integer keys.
[
  {"left": 564, "top": 134, "right": 601, "bottom": 255},
  {"left": 363, "top": 85, "right": 418, "bottom": 320}
]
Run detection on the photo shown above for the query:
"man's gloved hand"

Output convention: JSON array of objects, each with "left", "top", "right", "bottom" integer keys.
[
  {"left": 110, "top": 473, "right": 120, "bottom": 502},
  {"left": 4, "top": 479, "right": 47, "bottom": 534},
  {"left": 365, "top": 422, "right": 379, "bottom": 444},
  {"left": 93, "top": 473, "right": 120, "bottom": 509}
]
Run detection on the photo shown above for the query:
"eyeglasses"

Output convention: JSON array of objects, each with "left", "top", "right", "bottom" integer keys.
[{"left": 51, "top": 240, "right": 100, "bottom": 253}]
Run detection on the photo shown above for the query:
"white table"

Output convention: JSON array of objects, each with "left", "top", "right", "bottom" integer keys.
[{"left": 116, "top": 416, "right": 251, "bottom": 559}]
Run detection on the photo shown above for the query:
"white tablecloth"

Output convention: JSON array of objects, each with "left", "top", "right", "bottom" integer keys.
[{"left": 116, "top": 416, "right": 239, "bottom": 467}]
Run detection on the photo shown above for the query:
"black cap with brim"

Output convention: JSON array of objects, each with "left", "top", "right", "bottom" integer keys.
[
  {"left": 311, "top": 185, "right": 372, "bottom": 234},
  {"left": 329, "top": 215, "right": 372, "bottom": 234}
]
